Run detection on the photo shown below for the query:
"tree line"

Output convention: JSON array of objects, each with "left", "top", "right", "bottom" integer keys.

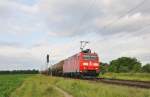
[
  {"left": 100, "top": 57, "right": 150, "bottom": 74},
  {"left": 0, "top": 70, "right": 39, "bottom": 74}
]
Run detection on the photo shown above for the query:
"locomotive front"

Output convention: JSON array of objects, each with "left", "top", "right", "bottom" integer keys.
[{"left": 80, "top": 49, "right": 100, "bottom": 76}]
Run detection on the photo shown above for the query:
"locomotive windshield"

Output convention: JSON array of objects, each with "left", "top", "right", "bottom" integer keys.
[{"left": 83, "top": 55, "right": 97, "bottom": 60}]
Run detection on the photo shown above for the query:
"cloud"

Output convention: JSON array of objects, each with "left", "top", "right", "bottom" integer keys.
[
  {"left": 1, "top": 0, "right": 150, "bottom": 36},
  {"left": 87, "top": 32, "right": 150, "bottom": 64},
  {"left": 0, "top": 0, "right": 150, "bottom": 70},
  {"left": 46, "top": 0, "right": 150, "bottom": 36},
  {"left": 0, "top": 37, "right": 80, "bottom": 70},
  {"left": 0, "top": 41, "right": 21, "bottom": 47}
]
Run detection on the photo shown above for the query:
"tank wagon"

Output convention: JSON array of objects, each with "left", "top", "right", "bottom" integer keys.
[
  {"left": 52, "top": 49, "right": 100, "bottom": 77},
  {"left": 52, "top": 60, "right": 64, "bottom": 76}
]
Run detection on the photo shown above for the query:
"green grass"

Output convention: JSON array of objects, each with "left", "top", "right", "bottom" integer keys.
[
  {"left": 52, "top": 77, "right": 150, "bottom": 97},
  {"left": 1, "top": 74, "right": 150, "bottom": 97},
  {"left": 10, "top": 75, "right": 64, "bottom": 97},
  {"left": 0, "top": 74, "right": 29, "bottom": 97},
  {"left": 100, "top": 73, "right": 150, "bottom": 81}
]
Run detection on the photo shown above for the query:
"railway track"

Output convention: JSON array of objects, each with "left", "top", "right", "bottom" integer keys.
[
  {"left": 84, "top": 78, "right": 150, "bottom": 89},
  {"left": 63, "top": 76, "right": 150, "bottom": 89}
]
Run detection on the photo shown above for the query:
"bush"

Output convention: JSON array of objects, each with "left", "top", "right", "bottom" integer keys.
[
  {"left": 108, "top": 57, "right": 142, "bottom": 73},
  {"left": 142, "top": 64, "right": 150, "bottom": 73}
]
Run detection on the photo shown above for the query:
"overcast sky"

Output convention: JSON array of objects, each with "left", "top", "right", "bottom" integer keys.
[{"left": 0, "top": 0, "right": 150, "bottom": 70}]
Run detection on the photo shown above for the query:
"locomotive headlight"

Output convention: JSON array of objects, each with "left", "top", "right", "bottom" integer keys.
[
  {"left": 83, "top": 62, "right": 88, "bottom": 66},
  {"left": 93, "top": 63, "right": 99, "bottom": 66}
]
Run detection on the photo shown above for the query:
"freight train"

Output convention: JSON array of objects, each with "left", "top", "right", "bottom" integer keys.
[{"left": 51, "top": 49, "right": 100, "bottom": 77}]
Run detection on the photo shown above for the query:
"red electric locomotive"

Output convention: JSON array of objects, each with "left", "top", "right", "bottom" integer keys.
[
  {"left": 51, "top": 41, "right": 100, "bottom": 77},
  {"left": 63, "top": 49, "right": 100, "bottom": 77}
]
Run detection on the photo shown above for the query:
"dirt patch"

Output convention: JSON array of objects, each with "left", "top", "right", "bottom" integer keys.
[{"left": 54, "top": 86, "right": 73, "bottom": 97}]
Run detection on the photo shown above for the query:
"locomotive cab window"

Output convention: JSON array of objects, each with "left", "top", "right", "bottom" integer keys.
[{"left": 83, "top": 55, "right": 97, "bottom": 60}]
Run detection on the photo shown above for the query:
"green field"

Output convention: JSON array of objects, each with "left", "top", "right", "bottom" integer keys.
[
  {"left": 100, "top": 73, "right": 150, "bottom": 81},
  {"left": 0, "top": 74, "right": 29, "bottom": 97},
  {"left": 10, "top": 75, "right": 64, "bottom": 97},
  {"left": 0, "top": 74, "right": 150, "bottom": 97}
]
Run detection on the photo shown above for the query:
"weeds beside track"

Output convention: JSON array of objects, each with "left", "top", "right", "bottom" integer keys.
[
  {"left": 89, "top": 78, "right": 150, "bottom": 89},
  {"left": 64, "top": 77, "right": 150, "bottom": 89}
]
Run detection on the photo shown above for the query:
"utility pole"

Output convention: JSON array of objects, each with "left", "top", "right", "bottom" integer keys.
[{"left": 80, "top": 41, "right": 89, "bottom": 51}]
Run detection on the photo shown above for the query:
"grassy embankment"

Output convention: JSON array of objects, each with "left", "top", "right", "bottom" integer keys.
[
  {"left": 0, "top": 74, "right": 29, "bottom": 97},
  {"left": 10, "top": 75, "right": 64, "bottom": 97},
  {"left": 53, "top": 77, "right": 150, "bottom": 97},
  {"left": 100, "top": 73, "right": 150, "bottom": 81},
  {"left": 0, "top": 74, "right": 64, "bottom": 97},
  {"left": 1, "top": 74, "right": 150, "bottom": 97},
  {"left": 11, "top": 75, "right": 150, "bottom": 97}
]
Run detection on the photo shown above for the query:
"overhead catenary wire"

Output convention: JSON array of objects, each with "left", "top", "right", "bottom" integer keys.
[
  {"left": 61, "top": 0, "right": 149, "bottom": 55},
  {"left": 72, "top": 0, "right": 97, "bottom": 34},
  {"left": 135, "top": 23, "right": 150, "bottom": 33},
  {"left": 101, "top": 0, "right": 147, "bottom": 30},
  {"left": 72, "top": 0, "right": 147, "bottom": 37}
]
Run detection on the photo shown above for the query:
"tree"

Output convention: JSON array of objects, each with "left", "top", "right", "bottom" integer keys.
[
  {"left": 100, "top": 62, "right": 109, "bottom": 74},
  {"left": 142, "top": 64, "right": 150, "bottom": 73},
  {"left": 0, "top": 70, "right": 39, "bottom": 74},
  {"left": 108, "top": 57, "right": 142, "bottom": 73}
]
